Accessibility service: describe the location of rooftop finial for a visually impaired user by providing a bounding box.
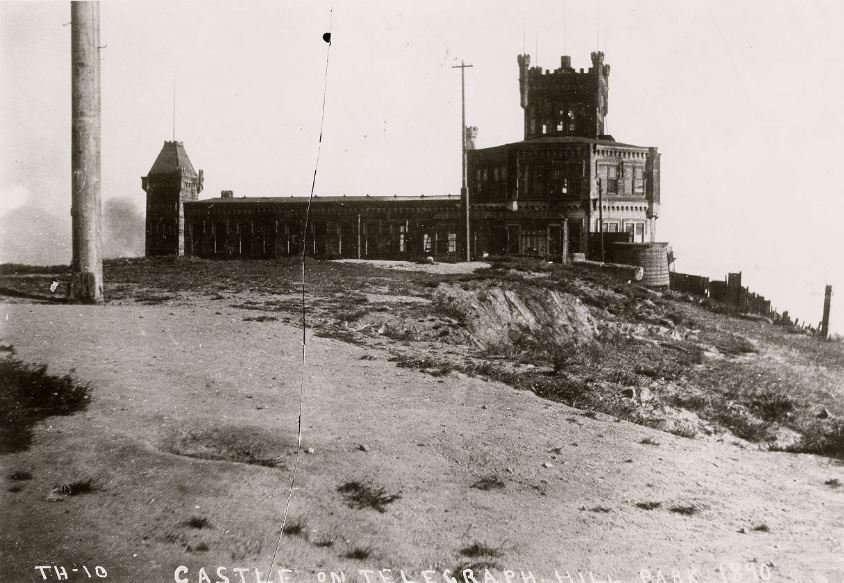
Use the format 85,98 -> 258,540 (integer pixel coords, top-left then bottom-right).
522,16 -> 526,56
563,0 -> 568,55
172,71 -> 176,141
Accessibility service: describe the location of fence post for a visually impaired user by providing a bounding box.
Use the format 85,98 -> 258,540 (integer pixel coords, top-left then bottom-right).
820,285 -> 833,339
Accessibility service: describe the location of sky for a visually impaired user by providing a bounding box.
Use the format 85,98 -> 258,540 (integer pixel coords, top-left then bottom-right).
1,0 -> 842,334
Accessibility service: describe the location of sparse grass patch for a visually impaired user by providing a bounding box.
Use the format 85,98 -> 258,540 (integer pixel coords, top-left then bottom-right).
8,470 -> 33,481
788,419 -> 844,458
243,315 -> 278,322
133,291 -> 177,305
636,501 -> 662,510
183,516 -> 210,529
715,334 -> 759,356
381,325 -> 417,341
531,374 -> 590,407
752,523 -> 770,532
665,311 -> 687,326
0,359 -> 91,453
331,295 -> 370,323
459,541 -> 502,558
588,506 -> 612,513
432,293 -> 468,324
824,478 -> 841,488
668,424 -> 698,439
462,361 -> 521,387
0,263 -> 70,275
672,342 -> 707,366
470,476 -> 505,491
640,437 -> 660,446
391,355 -> 454,377
282,518 -> 307,537
750,386 -> 797,422
344,546 -> 373,560
313,327 -> 360,344
337,480 -> 401,513
669,504 -> 699,516
313,538 -> 334,548
727,416 -> 774,443
55,479 -> 96,497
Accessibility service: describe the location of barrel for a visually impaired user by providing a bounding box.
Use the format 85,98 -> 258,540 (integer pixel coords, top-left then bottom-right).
611,242 -> 670,287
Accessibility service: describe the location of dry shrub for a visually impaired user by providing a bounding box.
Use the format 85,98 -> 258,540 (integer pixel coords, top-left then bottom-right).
0,359 -> 91,453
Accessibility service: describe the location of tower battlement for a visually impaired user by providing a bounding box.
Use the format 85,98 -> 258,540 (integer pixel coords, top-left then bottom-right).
518,52 -> 610,140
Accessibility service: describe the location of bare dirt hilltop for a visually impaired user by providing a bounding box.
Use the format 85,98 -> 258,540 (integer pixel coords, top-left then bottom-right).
1,257 -> 842,583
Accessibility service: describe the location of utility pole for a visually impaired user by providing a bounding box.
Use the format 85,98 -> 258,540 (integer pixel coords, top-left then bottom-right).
70,1 -> 103,303
820,285 -> 833,339
597,178 -> 605,262
452,60 -> 473,262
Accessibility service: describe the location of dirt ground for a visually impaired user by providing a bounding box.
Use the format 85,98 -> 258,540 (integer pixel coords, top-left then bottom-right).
2,290 -> 843,582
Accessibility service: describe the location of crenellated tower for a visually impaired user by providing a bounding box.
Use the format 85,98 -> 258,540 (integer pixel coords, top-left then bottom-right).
142,141 -> 203,256
518,51 -> 610,140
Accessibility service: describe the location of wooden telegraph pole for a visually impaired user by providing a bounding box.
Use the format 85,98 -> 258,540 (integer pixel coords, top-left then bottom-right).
70,1 -> 103,303
820,285 -> 833,339
452,60 -> 473,262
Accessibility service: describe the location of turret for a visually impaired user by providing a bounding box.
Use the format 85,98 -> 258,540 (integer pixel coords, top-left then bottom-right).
465,126 -> 478,150
142,141 -> 203,256
518,52 -> 611,140
517,54 -> 531,109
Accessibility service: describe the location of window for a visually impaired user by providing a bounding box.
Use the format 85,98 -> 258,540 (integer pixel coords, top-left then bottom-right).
606,165 -> 618,194
447,233 -> 457,253
602,222 -> 620,233
493,167 -> 499,181
476,169 -> 482,183
568,110 -> 576,133
423,233 -> 432,253
482,169 -> 489,182
634,166 -> 644,194
552,162 -> 573,196
530,119 -> 536,134
541,124 -> 547,135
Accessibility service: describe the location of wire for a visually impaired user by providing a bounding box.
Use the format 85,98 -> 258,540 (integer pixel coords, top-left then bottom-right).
265,5 -> 333,576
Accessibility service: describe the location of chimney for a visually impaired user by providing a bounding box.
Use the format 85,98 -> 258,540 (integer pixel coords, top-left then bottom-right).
517,54 -> 531,109
561,55 -> 572,70
465,126 -> 478,150
221,190 -> 233,199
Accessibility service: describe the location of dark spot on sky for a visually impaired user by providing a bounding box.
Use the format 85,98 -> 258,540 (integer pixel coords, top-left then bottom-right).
322,33 -> 331,44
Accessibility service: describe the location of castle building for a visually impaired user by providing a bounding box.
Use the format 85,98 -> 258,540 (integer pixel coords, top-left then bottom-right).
144,52 -> 661,261
465,52 -> 660,258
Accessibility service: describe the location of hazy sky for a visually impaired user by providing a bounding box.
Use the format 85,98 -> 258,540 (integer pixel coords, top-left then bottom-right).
1,1 -> 842,333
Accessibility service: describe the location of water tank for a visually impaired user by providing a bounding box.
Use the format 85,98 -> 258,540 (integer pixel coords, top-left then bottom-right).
611,242 -> 670,287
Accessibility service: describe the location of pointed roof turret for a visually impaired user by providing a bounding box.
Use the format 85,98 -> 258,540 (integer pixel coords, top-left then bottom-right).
146,140 -> 197,176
